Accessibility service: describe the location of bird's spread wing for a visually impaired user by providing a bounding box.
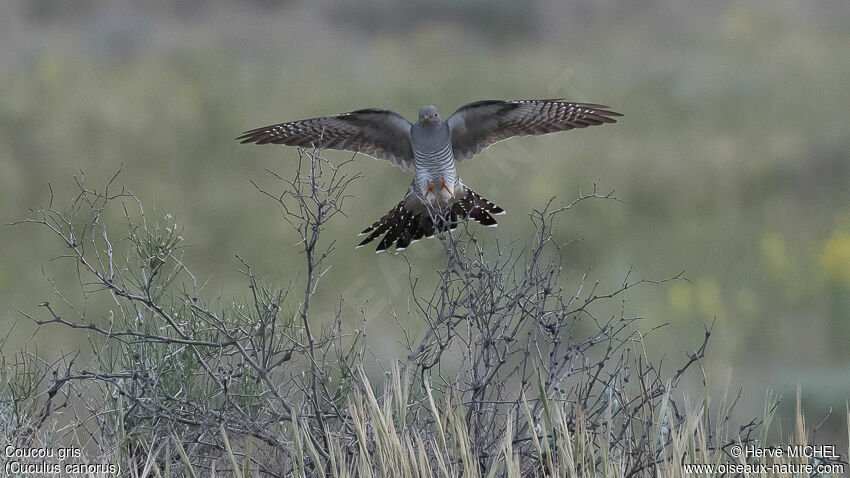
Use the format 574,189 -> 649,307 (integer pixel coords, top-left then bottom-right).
446,99 -> 622,161
237,108 -> 415,170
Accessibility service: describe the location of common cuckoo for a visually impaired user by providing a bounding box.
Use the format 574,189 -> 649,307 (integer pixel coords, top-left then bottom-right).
238,99 -> 621,252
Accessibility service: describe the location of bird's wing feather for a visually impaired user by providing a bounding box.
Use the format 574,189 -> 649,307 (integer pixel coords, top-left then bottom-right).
237,108 -> 415,170
446,99 -> 622,161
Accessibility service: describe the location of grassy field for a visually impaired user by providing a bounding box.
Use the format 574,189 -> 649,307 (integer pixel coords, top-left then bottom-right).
105,375 -> 850,477
1,0 -> 849,452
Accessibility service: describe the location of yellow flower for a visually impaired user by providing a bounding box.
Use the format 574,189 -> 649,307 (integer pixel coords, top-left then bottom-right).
668,282 -> 693,313
668,278 -> 724,318
819,231 -> 850,286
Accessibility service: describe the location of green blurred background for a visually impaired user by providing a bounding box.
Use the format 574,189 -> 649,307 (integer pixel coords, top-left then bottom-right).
1,0 -> 848,440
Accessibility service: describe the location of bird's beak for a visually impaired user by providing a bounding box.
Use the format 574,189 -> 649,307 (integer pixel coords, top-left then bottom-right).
426,114 -> 435,121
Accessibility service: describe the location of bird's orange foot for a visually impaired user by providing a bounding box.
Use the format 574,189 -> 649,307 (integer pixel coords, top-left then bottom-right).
424,180 -> 435,199
439,177 -> 456,199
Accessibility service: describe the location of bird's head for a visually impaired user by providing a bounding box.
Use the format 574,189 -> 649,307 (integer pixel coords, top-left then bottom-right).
418,106 -> 440,124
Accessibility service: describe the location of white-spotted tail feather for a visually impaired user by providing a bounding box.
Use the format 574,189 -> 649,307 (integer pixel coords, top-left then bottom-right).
357,187 -> 505,252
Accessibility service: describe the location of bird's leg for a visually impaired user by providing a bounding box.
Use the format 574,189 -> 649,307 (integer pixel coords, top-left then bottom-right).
424,180 -> 435,199
439,177 -> 456,199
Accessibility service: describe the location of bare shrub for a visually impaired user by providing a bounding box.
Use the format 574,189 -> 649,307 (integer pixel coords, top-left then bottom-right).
3,149 -> 797,477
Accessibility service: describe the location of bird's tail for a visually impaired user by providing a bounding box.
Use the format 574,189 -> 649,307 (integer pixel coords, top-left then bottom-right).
357,187 -> 505,253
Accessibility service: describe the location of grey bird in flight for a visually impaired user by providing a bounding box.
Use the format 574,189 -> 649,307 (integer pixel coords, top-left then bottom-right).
237,99 -> 621,252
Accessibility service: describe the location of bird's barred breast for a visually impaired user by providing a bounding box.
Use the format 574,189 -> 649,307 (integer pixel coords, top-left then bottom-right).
413,141 -> 455,178
411,139 -> 459,205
